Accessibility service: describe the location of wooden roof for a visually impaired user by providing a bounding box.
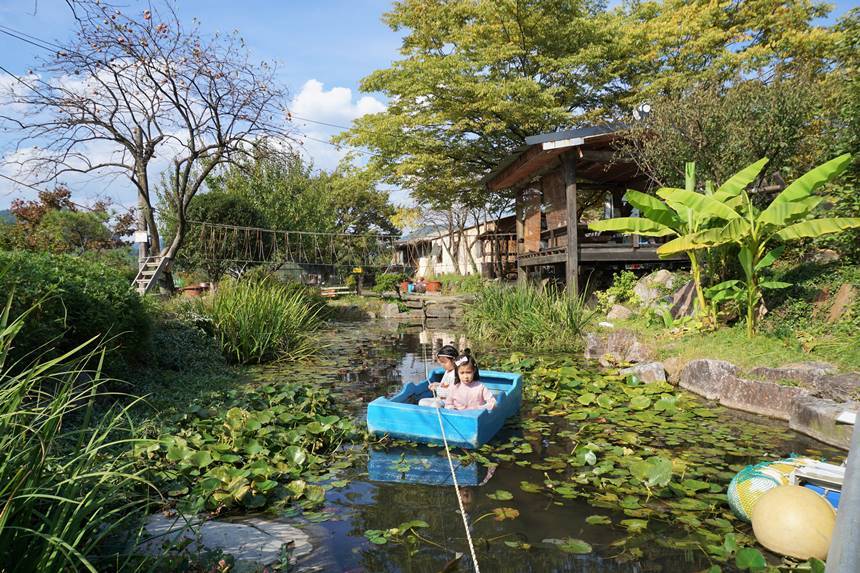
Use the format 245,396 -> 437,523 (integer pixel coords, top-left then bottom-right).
484,125 -> 647,192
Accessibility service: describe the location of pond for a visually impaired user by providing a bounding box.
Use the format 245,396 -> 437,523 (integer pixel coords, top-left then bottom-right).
248,319 -> 843,573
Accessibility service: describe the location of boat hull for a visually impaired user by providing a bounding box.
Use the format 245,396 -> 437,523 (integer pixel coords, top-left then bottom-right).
366,368 -> 523,448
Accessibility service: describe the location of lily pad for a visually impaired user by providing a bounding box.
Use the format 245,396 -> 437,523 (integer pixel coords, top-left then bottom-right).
487,489 -> 514,501
543,538 -> 592,554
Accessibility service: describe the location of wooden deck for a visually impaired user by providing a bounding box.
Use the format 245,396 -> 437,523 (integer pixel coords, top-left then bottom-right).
518,243 -> 685,267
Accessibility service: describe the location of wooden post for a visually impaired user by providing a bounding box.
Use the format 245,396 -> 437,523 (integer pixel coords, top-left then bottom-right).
515,188 -> 526,284
562,151 -> 579,296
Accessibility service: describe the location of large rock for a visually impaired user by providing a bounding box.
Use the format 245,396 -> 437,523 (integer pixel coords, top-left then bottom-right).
381,302 -> 402,318
662,357 -> 688,385
619,361 -> 667,383
139,514 -> 313,572
816,372 -> 860,402
633,269 -> 678,308
678,359 -> 739,400
585,329 -> 654,366
606,304 -> 634,321
789,396 -> 857,450
719,377 -> 809,420
670,280 -> 697,319
828,283 -> 857,324
749,362 -> 836,387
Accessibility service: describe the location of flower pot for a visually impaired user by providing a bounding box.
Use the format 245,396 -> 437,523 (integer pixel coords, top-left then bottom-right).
426,280 -> 442,293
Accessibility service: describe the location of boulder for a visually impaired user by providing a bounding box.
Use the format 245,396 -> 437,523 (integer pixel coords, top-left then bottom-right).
801,248 -> 840,265
719,377 -> 809,421
619,361 -> 667,383
678,359 -> 739,401
380,302 -> 402,318
633,269 -> 678,308
670,280 -> 697,319
789,396 -> 857,450
139,514 -> 313,572
749,362 -> 836,387
607,304 -> 634,320
662,357 -> 688,385
815,372 -> 860,402
585,329 -> 654,366
828,283 -> 857,324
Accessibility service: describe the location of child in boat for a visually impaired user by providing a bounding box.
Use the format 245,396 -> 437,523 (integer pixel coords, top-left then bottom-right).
445,351 -> 496,411
418,344 -> 458,408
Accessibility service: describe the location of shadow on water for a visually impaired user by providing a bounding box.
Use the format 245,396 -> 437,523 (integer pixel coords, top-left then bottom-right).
254,319 -> 843,573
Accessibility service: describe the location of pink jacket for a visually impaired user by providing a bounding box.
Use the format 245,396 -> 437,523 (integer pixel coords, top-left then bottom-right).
445,381 -> 496,411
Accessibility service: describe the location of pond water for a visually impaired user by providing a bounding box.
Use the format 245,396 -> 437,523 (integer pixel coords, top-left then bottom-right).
251,319 -> 843,573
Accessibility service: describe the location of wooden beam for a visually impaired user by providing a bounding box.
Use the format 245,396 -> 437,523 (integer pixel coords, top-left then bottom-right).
488,145 -> 564,191
576,148 -> 634,164
515,189 -> 526,284
562,150 -> 579,296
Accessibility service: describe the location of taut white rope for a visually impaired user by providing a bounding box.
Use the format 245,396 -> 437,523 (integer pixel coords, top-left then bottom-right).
436,406 -> 481,573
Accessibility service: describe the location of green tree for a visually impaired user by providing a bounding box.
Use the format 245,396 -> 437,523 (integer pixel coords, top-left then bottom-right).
656,154 -> 860,337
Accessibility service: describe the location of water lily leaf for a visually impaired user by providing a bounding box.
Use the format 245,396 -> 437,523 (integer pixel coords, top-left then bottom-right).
188,450 -> 213,468
487,489 -> 514,501
398,519 -> 429,530
543,538 -> 592,554
735,547 -> 767,570
629,456 -> 672,487
681,479 -> 711,492
585,515 -> 611,525
520,481 -> 542,493
620,495 -> 640,509
286,479 -> 306,496
566,411 -> 589,421
809,558 -> 826,573
167,444 -> 192,462
305,484 -> 326,503
306,421 -> 325,434
620,518 -> 648,533
578,393 -> 596,406
596,394 -> 614,408
492,507 -> 520,521
255,479 -> 278,492
285,446 -> 307,466
629,396 -> 652,410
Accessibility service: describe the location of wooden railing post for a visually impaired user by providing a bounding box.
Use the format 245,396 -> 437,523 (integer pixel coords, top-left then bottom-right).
562,151 -> 579,297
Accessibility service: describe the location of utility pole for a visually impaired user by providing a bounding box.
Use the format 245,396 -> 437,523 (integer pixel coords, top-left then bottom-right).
133,127 -> 148,267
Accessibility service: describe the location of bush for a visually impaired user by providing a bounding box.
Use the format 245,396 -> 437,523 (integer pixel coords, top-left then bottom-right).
595,270 -> 639,311
0,251 -> 150,366
194,280 -> 323,364
147,319 -> 226,373
373,272 -> 406,294
465,283 -> 598,351
438,273 -> 484,294
0,296 -> 153,572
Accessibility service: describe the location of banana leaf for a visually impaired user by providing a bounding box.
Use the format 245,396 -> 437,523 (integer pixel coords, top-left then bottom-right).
658,190 -> 741,222
655,218 -> 751,255
623,190 -> 680,229
759,194 -> 823,228
761,154 -> 851,221
775,217 -> 860,240
713,158 -> 769,203
588,217 -> 676,237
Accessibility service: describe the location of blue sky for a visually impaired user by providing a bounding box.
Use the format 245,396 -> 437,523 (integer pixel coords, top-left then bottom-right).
0,0 -> 857,210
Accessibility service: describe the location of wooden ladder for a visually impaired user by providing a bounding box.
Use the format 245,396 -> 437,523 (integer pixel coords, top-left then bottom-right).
132,255 -> 168,295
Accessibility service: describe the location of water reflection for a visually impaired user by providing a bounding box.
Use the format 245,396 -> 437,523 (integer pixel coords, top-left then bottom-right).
368,446 -> 489,487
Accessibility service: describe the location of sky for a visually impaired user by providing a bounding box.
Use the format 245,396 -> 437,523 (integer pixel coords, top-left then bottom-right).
0,0 -> 403,209
0,0 -> 857,212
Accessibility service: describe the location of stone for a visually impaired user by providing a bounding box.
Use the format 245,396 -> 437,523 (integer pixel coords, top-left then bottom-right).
719,377 -> 809,421
139,514 -> 313,572
749,362 -> 836,388
380,303 -> 402,318
619,361 -> 666,383
662,357 -> 688,385
827,283 -> 857,324
633,269 -> 678,308
801,248 -> 840,265
670,280 -> 697,319
585,329 -> 655,366
814,372 -> 860,402
789,396 -> 857,450
678,359 -> 739,401
606,304 -> 634,320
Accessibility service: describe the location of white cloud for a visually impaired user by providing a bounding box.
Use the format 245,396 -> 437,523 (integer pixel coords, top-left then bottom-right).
288,79 -> 385,171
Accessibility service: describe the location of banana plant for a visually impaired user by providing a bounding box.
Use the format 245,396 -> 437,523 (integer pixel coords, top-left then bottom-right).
589,162 -> 741,315
657,154 -> 860,337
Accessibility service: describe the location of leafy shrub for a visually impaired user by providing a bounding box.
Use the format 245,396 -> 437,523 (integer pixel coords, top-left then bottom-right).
0,296 -> 153,572
148,320 -> 226,373
373,272 -> 406,294
193,280 -> 323,364
596,270 -> 639,311
0,251 -> 150,366
466,283 -> 597,351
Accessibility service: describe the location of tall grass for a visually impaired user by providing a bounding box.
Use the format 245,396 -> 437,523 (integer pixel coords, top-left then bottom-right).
0,296 -> 155,572
197,279 -> 324,364
465,282 -> 598,351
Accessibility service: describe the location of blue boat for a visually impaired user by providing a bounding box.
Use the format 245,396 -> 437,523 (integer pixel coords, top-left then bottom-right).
368,447 -> 487,486
366,368 -> 523,448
